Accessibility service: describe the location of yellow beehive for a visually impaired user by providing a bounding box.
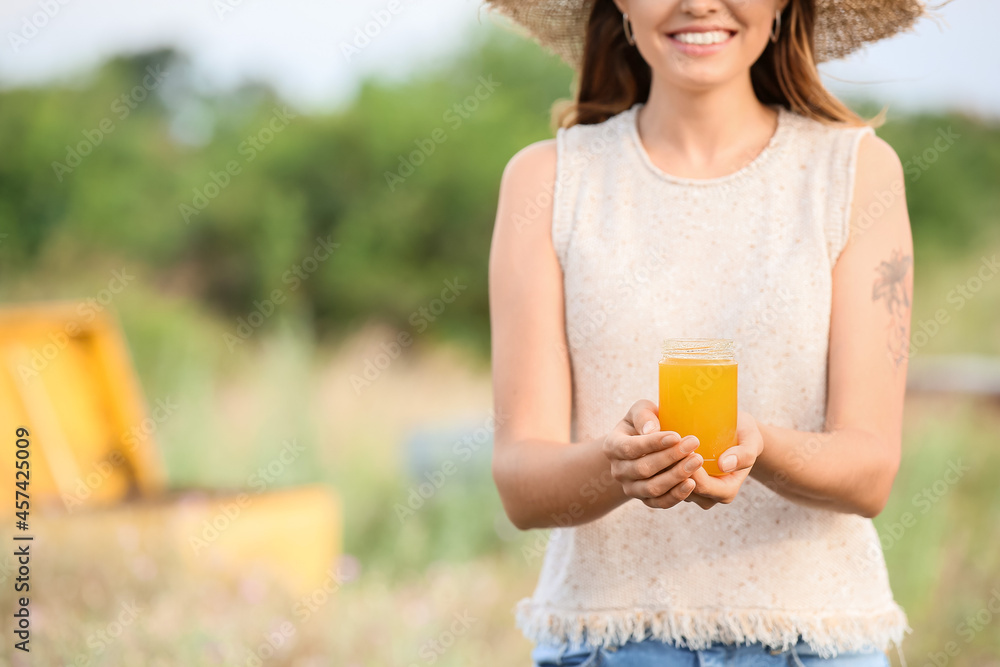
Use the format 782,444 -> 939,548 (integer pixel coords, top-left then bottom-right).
30,484 -> 341,598
0,301 -> 166,515
0,301 -> 340,596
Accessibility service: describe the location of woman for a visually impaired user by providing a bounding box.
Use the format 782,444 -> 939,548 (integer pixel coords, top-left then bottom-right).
486,0 -> 924,665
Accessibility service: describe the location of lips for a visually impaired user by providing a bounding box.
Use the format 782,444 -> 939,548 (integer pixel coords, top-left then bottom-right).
664,27 -> 737,54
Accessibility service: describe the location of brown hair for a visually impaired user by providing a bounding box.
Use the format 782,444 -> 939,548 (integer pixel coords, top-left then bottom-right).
552,0 -> 879,132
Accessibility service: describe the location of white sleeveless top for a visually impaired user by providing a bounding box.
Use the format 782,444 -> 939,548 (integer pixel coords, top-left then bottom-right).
515,102 -> 909,657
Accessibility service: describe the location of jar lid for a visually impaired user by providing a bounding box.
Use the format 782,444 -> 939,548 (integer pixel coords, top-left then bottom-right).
660,338 -> 735,361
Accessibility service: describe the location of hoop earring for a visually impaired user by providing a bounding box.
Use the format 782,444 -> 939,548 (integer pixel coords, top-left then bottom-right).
769,9 -> 781,43
623,12 -> 636,46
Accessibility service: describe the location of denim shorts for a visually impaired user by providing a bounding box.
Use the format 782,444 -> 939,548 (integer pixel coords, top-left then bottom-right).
530,637 -> 891,667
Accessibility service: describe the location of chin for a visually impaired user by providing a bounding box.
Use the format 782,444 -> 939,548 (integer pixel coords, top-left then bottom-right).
649,39 -> 758,92
658,64 -> 736,92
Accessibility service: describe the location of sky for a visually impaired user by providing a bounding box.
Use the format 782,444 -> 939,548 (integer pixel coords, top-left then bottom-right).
1,0 -> 997,118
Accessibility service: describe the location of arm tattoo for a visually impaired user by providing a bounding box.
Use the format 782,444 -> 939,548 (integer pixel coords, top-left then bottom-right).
871,248 -> 912,371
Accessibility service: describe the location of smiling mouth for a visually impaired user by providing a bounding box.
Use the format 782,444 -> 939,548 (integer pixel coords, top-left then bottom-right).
667,30 -> 736,46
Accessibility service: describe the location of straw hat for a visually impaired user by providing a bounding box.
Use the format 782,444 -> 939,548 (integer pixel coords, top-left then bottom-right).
480,0 -> 931,68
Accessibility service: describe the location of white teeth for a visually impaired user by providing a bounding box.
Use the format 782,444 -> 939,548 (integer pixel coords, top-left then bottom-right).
672,30 -> 730,45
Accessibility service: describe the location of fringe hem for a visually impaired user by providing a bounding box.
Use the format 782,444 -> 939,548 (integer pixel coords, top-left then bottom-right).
515,598 -> 912,659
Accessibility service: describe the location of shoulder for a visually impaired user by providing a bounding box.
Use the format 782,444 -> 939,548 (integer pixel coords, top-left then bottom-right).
501,138 -> 557,189
494,139 -> 558,241
780,109 -> 875,148
498,139 -> 558,223
494,111 -> 630,237
498,115 -> 620,197
781,111 -> 899,180
854,133 -> 904,186
848,133 -> 909,242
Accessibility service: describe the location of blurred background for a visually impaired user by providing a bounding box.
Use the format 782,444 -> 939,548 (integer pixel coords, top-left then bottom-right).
0,0 -> 998,665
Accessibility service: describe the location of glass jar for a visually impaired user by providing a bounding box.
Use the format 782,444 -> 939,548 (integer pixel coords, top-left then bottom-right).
658,338 -> 738,476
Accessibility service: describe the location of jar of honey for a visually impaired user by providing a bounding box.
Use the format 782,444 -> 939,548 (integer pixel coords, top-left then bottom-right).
658,338 -> 738,476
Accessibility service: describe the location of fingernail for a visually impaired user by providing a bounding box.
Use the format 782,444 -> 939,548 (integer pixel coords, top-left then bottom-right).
642,420 -> 658,434
684,455 -> 702,473
680,437 -> 699,453
720,455 -> 737,472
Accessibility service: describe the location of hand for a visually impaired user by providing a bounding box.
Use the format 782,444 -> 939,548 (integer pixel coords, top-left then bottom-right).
684,410 -> 764,510
603,399 -> 705,510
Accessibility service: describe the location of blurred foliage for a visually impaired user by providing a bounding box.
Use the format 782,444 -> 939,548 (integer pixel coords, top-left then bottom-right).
1,28 -> 998,360
0,30 -> 574,360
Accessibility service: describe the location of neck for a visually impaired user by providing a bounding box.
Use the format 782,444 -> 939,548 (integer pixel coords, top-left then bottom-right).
639,74 -> 776,162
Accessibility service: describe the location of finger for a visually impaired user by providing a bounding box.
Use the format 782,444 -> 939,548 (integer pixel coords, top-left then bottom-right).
737,409 -> 758,433
736,411 -> 764,452
683,472 -> 720,508
716,442 -> 759,474
643,477 -> 696,509
623,399 -> 660,436
684,492 -> 718,510
608,429 -> 686,461
627,451 -> 703,499
687,467 -> 740,504
623,435 -> 700,479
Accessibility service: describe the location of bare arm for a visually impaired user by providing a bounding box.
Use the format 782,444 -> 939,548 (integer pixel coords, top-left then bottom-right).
748,133 -> 913,518
489,140 -> 701,529
488,139 -> 628,529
